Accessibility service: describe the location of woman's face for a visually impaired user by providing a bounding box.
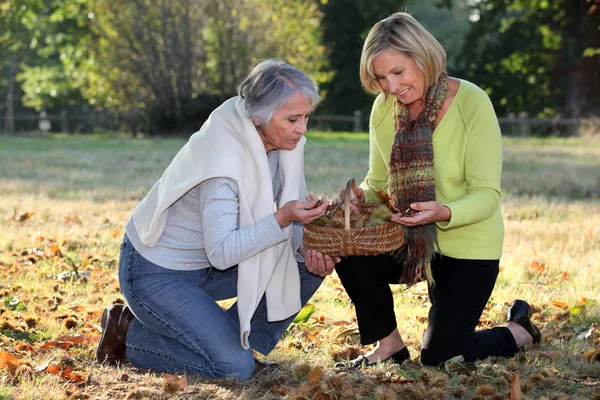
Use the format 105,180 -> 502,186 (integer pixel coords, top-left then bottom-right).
372,49 -> 427,106
255,91 -> 312,152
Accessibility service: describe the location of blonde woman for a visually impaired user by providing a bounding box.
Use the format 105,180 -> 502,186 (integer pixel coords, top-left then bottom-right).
334,13 -> 541,368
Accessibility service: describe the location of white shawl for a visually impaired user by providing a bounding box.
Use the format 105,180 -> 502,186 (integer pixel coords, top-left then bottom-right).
131,96 -> 303,349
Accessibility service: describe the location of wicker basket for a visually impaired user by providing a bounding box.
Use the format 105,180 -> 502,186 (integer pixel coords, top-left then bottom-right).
303,178 -> 405,257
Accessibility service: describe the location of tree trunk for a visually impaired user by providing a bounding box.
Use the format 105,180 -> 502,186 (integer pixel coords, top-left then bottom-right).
577,1 -> 600,117
564,0 -> 600,118
3,56 -> 16,134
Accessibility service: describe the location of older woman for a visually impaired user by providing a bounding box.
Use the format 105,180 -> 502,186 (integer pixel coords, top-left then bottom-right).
96,59 -> 340,380
334,13 -> 541,368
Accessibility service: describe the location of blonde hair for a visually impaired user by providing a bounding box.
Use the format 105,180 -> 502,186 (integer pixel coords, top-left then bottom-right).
360,12 -> 446,96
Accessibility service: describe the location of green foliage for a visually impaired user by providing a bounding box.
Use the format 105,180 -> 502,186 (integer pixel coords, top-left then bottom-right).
0,388 -> 13,400
0,0 -> 93,110
1,1 -> 329,134
458,0 -> 600,118
86,0 -> 328,134
293,304 -> 316,324
2,0 -> 598,133
2,296 -> 27,311
405,0 -> 471,74
569,298 -> 597,324
203,0 -> 330,96
318,0 -> 403,115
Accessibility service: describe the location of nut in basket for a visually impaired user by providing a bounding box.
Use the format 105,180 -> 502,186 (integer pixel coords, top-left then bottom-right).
303,178 -> 405,257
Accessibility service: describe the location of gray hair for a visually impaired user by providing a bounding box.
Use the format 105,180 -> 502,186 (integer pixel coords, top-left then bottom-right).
238,59 -> 321,126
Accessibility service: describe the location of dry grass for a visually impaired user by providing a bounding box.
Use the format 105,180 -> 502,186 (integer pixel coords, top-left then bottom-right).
0,133 -> 599,399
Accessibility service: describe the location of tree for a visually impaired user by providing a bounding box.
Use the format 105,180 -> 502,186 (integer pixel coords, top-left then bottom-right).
405,0 -> 470,74
86,0 -> 328,134
0,0 -> 44,132
203,0 -> 329,98
318,0 -> 405,115
458,0 -> 600,118
16,0 -> 94,112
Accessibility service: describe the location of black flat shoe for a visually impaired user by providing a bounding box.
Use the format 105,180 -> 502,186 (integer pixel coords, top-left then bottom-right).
507,299 -> 542,344
335,346 -> 410,369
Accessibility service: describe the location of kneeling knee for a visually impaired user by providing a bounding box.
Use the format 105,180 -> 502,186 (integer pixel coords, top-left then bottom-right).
420,348 -> 443,367
223,352 -> 255,381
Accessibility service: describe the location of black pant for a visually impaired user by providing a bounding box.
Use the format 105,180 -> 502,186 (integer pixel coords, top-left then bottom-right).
335,253 -> 519,366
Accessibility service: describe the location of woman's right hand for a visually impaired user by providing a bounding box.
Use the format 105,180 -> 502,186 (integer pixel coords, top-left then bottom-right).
304,249 -> 341,277
331,187 -> 365,214
275,195 -> 328,228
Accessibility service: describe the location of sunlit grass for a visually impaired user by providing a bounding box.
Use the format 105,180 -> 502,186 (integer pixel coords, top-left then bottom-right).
1,133 -> 599,399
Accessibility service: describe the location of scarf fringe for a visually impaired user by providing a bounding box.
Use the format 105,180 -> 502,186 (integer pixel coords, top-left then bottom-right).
394,224 -> 437,286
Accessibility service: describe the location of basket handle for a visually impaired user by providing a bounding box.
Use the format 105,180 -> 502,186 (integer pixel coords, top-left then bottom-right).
344,177 -> 360,230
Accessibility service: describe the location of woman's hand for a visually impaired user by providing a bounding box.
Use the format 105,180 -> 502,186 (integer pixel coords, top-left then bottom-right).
331,187 -> 365,214
303,248 -> 341,277
391,201 -> 451,227
275,195 -> 328,228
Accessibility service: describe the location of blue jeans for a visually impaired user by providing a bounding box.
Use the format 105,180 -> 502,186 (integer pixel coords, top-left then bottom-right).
118,235 -> 323,380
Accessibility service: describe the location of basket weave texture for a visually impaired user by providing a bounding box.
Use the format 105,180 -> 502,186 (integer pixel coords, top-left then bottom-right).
303,178 -> 405,257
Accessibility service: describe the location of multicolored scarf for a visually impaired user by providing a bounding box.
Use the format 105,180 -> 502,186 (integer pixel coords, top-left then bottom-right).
388,74 -> 448,285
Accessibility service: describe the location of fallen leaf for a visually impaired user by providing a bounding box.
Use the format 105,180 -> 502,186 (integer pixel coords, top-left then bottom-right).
39,333 -> 97,350
0,351 -> 23,375
524,350 -> 559,359
307,366 -> 324,385
13,209 -> 36,223
584,349 -> 600,362
331,320 -> 351,327
510,372 -> 522,400
33,359 -> 52,373
39,341 -> 73,351
271,385 -> 292,395
333,328 -> 361,344
551,301 -> 569,309
529,260 -> 547,274
444,355 -> 469,374
42,363 -> 86,382
312,389 -> 331,400
48,244 -> 63,257
60,367 -> 86,383
161,374 -> 188,394
46,364 -> 62,375
293,304 -> 315,324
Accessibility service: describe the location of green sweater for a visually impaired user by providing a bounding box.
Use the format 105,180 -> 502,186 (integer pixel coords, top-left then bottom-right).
360,80 -> 504,260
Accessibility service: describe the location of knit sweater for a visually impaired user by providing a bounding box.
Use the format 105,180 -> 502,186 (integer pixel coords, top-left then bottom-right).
126,151 -> 305,271
360,80 -> 504,260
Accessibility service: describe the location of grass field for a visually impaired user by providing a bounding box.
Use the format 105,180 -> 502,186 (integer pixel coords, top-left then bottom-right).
0,132 -> 599,400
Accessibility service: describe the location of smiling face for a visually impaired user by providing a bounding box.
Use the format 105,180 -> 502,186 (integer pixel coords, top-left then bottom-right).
372,49 -> 427,107
254,91 -> 313,152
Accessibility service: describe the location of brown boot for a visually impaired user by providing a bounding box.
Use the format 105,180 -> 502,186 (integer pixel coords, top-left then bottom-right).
96,304 -> 134,365
254,358 -> 279,373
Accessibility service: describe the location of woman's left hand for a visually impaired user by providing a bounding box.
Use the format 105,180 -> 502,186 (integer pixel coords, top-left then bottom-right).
390,201 -> 451,227
303,248 -> 341,277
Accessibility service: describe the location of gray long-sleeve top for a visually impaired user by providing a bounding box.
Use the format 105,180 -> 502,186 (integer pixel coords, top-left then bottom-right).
126,150 -> 305,270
